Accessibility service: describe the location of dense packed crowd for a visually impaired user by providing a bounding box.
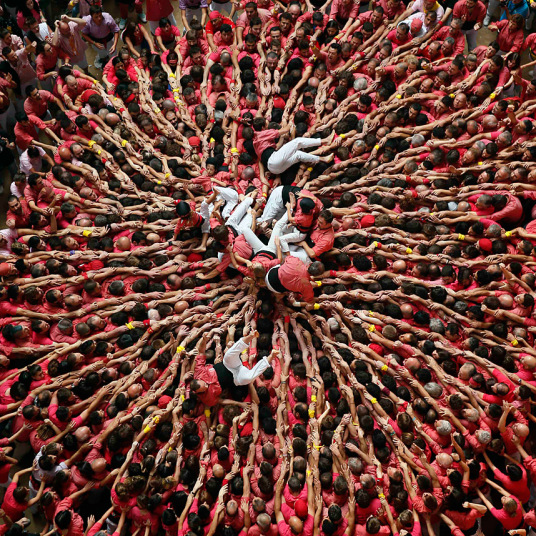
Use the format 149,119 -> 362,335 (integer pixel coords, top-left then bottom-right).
2,0 -> 536,535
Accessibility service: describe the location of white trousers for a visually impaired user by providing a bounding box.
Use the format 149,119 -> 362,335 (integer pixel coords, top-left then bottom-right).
258,185 -> 285,223
214,186 -> 239,219
200,201 -> 211,234
242,216 -> 286,254
288,244 -> 311,265
227,196 -> 253,234
276,213 -> 307,253
267,137 -> 321,174
223,338 -> 270,386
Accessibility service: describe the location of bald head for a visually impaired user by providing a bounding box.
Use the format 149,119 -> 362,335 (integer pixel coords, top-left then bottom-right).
106,113 -> 121,126
91,457 -> 107,473
59,21 -> 71,35
116,236 -> 131,251
58,147 -> 72,161
74,426 -> 91,443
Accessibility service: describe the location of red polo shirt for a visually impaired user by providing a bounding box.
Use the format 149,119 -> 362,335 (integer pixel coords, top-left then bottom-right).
23,90 -> 55,118
278,255 -> 314,301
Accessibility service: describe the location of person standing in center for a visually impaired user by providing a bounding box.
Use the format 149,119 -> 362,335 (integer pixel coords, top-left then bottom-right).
179,0 -> 209,32
77,6 -> 119,70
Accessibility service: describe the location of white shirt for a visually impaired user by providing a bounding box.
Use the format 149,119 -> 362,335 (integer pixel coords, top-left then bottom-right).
20,146 -> 45,176
401,12 -> 434,36
10,181 -> 25,198
33,447 -> 68,484
411,0 -> 445,18
0,229 -> 17,257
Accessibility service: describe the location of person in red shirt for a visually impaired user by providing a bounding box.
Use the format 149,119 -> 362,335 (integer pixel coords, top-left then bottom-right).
6,196 -> 31,229
14,111 -> 60,151
311,42 -> 345,73
206,11 -> 235,51
24,85 -> 66,121
266,256 -> 324,303
54,497 -> 85,536
453,0 -> 486,50
488,14 -> 525,53
62,75 -> 95,111
329,0 -> 359,30
155,17 -> 181,52
1,467 -> 45,522
296,210 -> 335,261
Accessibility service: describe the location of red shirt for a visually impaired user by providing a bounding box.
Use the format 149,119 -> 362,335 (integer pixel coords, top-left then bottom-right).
495,19 -> 524,53
253,129 -> 280,157
54,498 -> 85,536
433,26 -> 465,55
193,354 -> 222,407
452,0 -> 486,23
206,16 -> 235,34
490,495 -> 523,530
309,224 -> 335,257
64,78 -> 94,100
330,0 -> 359,20
174,201 -> 203,234
6,198 -> 30,228
24,90 -> 55,118
277,255 -> 314,302
1,482 -> 27,522
377,0 -> 405,19
14,116 -> 46,151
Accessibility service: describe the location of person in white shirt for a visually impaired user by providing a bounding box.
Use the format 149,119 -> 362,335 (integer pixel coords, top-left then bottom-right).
19,146 -> 53,176
0,228 -> 18,257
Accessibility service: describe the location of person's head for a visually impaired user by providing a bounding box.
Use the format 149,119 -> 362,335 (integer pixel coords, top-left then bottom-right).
89,5 -> 104,24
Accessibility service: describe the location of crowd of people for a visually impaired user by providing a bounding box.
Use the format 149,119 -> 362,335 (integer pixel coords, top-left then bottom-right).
1,0 -> 536,535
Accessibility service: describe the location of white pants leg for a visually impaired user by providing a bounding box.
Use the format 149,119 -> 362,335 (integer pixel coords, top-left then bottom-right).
289,244 -> 312,265
279,228 -> 307,253
267,137 -> 322,174
200,201 -> 211,234
223,339 -> 270,386
242,227 -> 268,253
258,185 -> 284,223
271,213 -> 306,253
266,214 -> 287,251
236,212 -> 253,234
215,186 -> 239,219
227,197 -> 253,229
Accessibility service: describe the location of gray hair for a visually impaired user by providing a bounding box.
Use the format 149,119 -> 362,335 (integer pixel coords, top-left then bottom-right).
411,133 -> 426,147
354,77 -> 368,91
436,420 -> 452,436
429,318 -> 445,335
487,224 -> 502,237
425,382 -> 443,399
